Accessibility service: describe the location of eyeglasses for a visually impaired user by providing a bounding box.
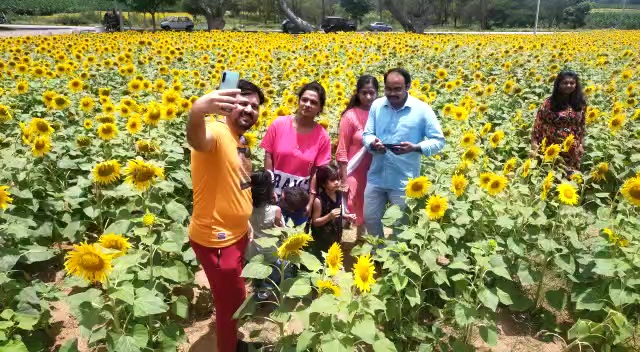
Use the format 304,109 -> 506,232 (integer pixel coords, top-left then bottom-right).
384,86 -> 407,94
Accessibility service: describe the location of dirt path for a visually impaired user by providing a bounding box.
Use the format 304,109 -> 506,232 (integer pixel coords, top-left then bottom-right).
49,227 -> 565,351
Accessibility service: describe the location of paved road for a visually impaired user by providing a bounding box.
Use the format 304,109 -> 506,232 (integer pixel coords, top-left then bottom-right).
0,24 -> 555,37
0,24 -> 102,37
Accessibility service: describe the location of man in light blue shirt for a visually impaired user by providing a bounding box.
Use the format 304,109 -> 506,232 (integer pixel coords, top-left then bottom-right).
362,68 -> 445,237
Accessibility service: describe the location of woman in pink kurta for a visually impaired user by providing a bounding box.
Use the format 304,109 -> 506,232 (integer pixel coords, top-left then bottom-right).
336,75 -> 379,236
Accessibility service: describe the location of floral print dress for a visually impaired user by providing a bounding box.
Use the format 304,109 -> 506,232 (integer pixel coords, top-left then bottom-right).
531,98 -> 586,170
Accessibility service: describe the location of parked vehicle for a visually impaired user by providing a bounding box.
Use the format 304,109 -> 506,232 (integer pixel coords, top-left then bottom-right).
320,16 -> 356,33
281,19 -> 308,34
160,16 -> 194,31
368,22 -> 393,32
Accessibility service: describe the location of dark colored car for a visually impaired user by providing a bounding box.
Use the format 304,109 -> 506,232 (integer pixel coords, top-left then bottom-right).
320,16 -> 356,33
281,19 -> 308,34
368,22 -> 392,32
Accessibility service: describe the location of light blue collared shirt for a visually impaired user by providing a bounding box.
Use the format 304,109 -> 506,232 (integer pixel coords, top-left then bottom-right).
362,95 -> 445,190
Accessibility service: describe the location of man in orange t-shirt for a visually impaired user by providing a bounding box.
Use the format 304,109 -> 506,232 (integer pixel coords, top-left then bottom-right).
186,79 -> 264,352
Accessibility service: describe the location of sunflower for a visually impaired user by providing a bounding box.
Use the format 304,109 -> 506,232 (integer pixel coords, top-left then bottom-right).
352,254 -> 376,293
32,136 -> 52,157
123,159 -> 164,191
462,145 -> 481,163
442,103 -> 454,116
317,279 -> 341,296
97,123 -> 118,141
543,144 -> 561,162
242,132 -> 257,148
0,185 -> 13,210
405,176 -> 432,199
489,130 -> 504,148
51,94 -> 71,110
144,104 -> 163,126
83,119 -> 93,129
325,242 -> 343,276
480,122 -> 492,137
0,103 -> 12,122
557,183 -> 579,205
64,243 -> 113,283
95,114 -> 115,124
503,157 -> 517,174
102,102 -> 116,115
68,78 -> 84,93
29,118 -> 54,136
79,96 -> 95,112
436,68 -> 448,80
98,233 -> 131,258
460,131 -> 476,148
117,104 -> 132,118
126,116 -> 143,134
163,104 -> 178,120
452,106 -> 469,121
608,114 -> 625,134
162,89 -> 181,106
620,175 -> 640,207
562,134 -> 575,152
15,79 -> 29,94
143,211 -> 156,227
486,174 -> 508,196
450,174 -> 468,198
136,140 -> 160,154
277,233 -> 313,259
92,160 -> 121,185
570,173 -> 583,185
76,135 -> 91,148
542,171 -> 555,200
519,158 -> 532,178
425,194 -> 448,220
591,162 -> 609,182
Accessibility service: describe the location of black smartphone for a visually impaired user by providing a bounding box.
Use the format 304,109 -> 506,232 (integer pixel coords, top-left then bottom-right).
383,143 -> 402,149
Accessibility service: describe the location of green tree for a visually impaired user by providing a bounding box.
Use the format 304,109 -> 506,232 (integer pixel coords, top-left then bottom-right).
563,0 -> 592,28
120,0 -> 177,30
340,0 -> 373,24
183,0 -> 233,29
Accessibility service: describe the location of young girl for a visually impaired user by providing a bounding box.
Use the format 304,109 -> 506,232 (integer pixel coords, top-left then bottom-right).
246,170 -> 283,261
309,164 -> 356,260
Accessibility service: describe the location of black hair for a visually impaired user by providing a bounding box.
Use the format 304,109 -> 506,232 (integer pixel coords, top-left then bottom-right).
550,71 -> 586,113
238,79 -> 266,105
250,170 -> 273,208
297,81 -> 327,111
341,75 -> 379,117
282,186 -> 309,213
309,163 -> 343,238
384,68 -> 411,88
316,164 -> 340,192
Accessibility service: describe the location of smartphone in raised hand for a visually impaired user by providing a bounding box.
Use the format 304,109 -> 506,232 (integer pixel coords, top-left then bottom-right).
219,71 -> 239,90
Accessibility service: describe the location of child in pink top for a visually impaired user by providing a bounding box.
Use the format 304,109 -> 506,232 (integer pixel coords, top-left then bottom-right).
336,75 -> 379,236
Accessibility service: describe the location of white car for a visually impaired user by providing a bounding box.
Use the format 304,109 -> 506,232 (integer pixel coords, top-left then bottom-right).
160,16 -> 194,31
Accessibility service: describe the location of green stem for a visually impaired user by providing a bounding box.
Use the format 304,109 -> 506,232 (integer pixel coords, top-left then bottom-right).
277,259 -> 286,338
534,260 -> 549,311
106,280 -> 122,332
96,184 -> 104,233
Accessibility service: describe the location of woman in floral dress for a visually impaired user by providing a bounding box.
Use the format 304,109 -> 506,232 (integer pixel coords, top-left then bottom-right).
531,71 -> 587,172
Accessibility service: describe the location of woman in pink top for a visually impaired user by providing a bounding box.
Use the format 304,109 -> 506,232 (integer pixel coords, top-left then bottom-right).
261,81 -> 332,221
336,75 -> 379,237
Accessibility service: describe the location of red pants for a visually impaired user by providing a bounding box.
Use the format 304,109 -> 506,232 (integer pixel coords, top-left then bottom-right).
190,236 -> 248,352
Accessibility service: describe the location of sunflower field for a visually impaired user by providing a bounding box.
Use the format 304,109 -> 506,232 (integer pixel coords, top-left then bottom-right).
0,29 -> 640,351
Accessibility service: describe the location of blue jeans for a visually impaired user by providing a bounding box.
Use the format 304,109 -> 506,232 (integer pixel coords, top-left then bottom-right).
363,184 -> 407,237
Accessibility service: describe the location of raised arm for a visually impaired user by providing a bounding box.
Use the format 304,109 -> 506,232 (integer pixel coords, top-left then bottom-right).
187,89 -> 240,152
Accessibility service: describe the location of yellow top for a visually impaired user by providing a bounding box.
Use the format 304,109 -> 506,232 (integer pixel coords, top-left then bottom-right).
188,120 -> 252,248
